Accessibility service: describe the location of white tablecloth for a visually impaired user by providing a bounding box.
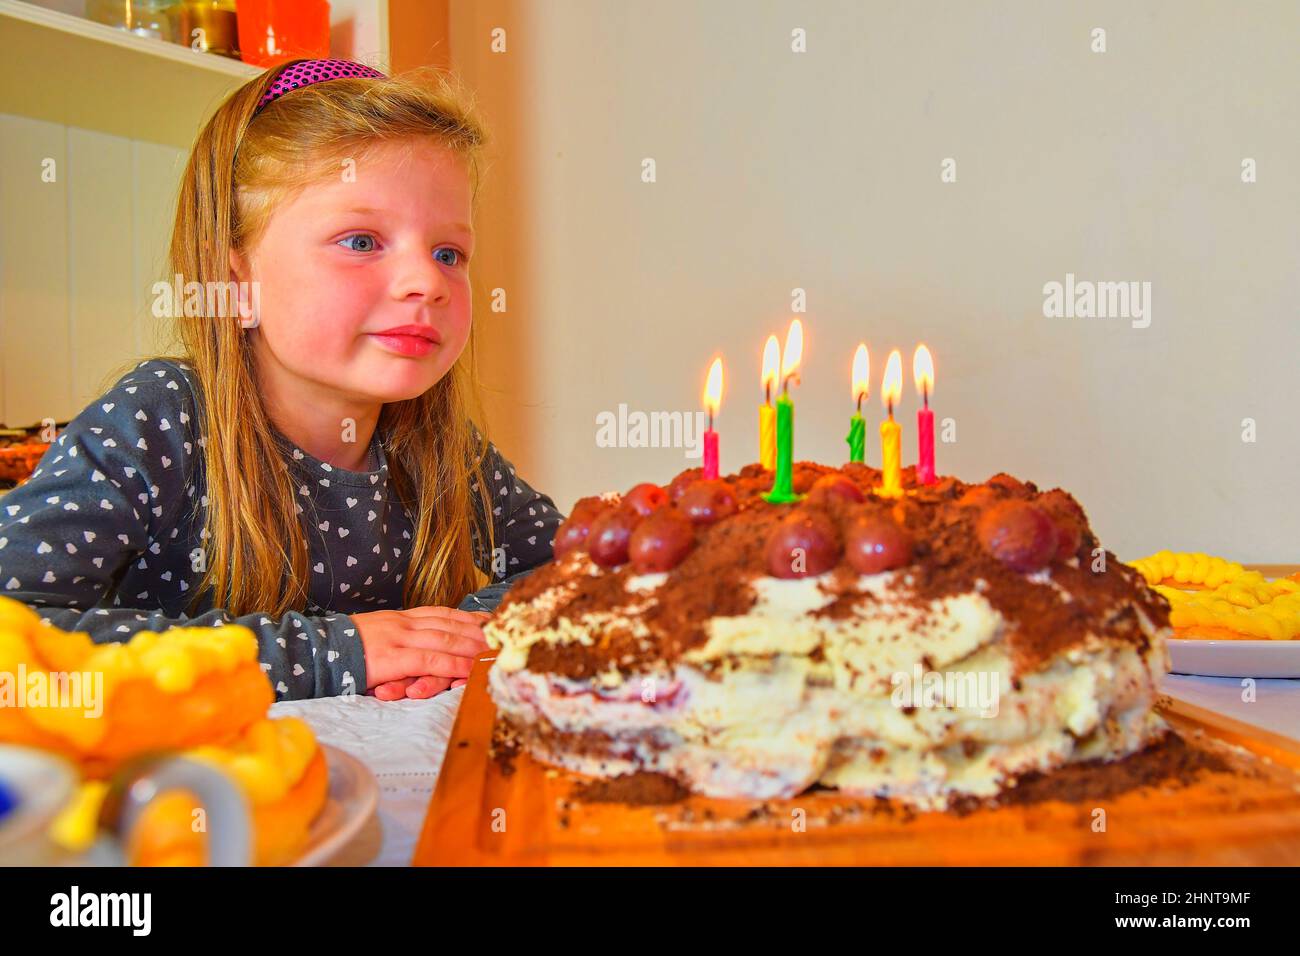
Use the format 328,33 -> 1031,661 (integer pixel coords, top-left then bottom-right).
272,674 -> 1300,867
1160,674 -> 1300,739
271,689 -> 466,867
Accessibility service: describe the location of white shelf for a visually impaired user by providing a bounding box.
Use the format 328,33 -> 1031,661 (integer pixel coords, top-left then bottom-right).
0,0 -> 261,148
0,1 -> 392,147
2,0 -> 259,77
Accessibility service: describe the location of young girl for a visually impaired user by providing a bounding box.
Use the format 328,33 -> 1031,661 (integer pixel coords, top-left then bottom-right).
0,59 -> 562,702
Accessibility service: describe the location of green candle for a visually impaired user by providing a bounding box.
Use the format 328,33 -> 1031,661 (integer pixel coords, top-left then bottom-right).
846,412 -> 865,463
848,343 -> 869,464
763,391 -> 803,503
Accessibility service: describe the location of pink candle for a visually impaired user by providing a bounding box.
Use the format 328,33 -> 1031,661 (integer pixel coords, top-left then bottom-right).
703,428 -> 719,480
917,404 -> 935,484
702,356 -> 724,480
913,344 -> 936,485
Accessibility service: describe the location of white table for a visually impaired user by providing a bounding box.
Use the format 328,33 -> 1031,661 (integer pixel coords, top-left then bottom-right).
273,674 -> 1300,867
1160,674 -> 1300,740
271,690 -> 467,867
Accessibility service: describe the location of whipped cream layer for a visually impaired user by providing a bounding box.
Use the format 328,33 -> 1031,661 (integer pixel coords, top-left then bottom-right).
486,561 -> 1171,809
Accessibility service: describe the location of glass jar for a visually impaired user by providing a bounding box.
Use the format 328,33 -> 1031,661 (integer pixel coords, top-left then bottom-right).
84,0 -> 176,42
173,0 -> 241,59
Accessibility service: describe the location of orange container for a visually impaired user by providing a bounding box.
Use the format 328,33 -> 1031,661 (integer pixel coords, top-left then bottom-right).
235,0 -> 330,68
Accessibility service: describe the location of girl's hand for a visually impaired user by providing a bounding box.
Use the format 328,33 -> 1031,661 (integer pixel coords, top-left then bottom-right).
352,607 -> 490,699
371,675 -> 454,700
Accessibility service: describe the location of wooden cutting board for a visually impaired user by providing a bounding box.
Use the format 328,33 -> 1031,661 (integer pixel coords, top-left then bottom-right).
413,655 -> 1300,866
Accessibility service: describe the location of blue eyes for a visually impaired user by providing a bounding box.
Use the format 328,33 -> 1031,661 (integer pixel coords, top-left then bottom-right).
337,233 -> 464,266
338,234 -> 377,253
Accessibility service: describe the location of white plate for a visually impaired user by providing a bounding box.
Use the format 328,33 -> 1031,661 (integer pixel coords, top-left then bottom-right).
1168,638 -> 1300,678
0,746 -> 77,865
291,744 -> 378,867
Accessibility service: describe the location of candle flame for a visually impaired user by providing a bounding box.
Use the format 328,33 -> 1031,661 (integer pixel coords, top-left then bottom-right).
781,319 -> 803,385
882,349 -> 903,409
761,335 -> 780,396
703,357 -> 724,416
913,343 -> 934,397
852,343 -> 870,404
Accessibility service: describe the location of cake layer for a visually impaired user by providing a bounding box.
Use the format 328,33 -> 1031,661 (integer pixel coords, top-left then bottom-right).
489,624 -> 1169,808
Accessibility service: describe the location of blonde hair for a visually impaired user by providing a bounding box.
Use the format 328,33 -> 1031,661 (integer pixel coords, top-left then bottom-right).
154,60 -> 495,618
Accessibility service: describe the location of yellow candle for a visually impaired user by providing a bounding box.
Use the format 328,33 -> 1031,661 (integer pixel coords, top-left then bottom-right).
759,333 -> 780,471
759,403 -> 776,471
877,349 -> 904,498
880,417 -> 902,496
762,321 -> 804,504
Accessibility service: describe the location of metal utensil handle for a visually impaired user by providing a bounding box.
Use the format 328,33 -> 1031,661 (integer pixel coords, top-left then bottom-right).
112,757 -> 253,867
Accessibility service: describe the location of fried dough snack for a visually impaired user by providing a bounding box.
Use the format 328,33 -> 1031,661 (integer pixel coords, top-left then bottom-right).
0,596 -> 327,864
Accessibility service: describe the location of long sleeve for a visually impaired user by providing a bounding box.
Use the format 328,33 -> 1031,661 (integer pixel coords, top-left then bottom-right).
474,441 -> 564,582
0,362 -> 364,700
459,570 -> 534,614
459,440 -> 564,613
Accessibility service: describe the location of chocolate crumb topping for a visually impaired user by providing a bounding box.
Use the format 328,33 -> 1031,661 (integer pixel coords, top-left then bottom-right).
497,462 -> 1170,680
948,731 -> 1235,814
489,718 -> 521,777
571,771 -> 691,806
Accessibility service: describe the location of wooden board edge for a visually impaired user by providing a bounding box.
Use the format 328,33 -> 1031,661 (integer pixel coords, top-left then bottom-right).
412,653 -> 494,865
415,661 -> 1300,866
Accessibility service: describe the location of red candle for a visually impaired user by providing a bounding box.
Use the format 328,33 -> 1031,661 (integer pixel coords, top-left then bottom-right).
702,357 -> 724,480
914,344 -> 936,485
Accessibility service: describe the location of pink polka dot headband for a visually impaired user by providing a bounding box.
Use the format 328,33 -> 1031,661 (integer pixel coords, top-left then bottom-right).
254,59 -> 387,117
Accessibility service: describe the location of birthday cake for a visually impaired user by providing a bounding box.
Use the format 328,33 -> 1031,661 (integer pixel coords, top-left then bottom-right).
484,462 -> 1173,811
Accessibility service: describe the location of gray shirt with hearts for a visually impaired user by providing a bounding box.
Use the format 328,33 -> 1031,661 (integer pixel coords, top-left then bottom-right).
0,358 -> 562,700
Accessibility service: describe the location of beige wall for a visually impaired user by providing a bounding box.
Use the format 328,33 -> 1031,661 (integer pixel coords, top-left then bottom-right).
451,0 -> 1300,562
0,114 -> 185,426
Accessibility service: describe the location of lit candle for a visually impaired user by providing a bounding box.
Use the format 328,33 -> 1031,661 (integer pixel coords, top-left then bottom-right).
763,319 -> 804,503
846,343 -> 869,463
914,344 -> 936,485
878,349 -> 903,498
702,357 -> 724,480
759,335 -> 779,471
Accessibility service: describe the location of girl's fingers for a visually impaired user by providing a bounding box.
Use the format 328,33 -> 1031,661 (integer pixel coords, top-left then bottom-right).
373,677 -> 416,701
419,650 -> 475,680
403,606 -> 493,627
450,678 -> 468,689
403,617 -> 489,646
389,649 -> 475,681
404,675 -> 452,700
395,628 -> 487,659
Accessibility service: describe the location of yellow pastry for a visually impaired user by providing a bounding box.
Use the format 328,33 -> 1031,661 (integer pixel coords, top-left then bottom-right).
0,595 -> 328,864
1133,552 -> 1300,640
